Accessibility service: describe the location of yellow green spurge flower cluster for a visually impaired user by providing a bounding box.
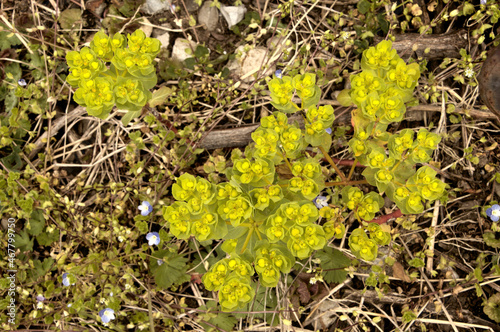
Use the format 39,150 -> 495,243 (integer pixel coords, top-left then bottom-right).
348,223 -> 390,261
66,30 -> 160,124
162,71 -> 348,311
162,45 -> 444,311
339,40 -> 446,215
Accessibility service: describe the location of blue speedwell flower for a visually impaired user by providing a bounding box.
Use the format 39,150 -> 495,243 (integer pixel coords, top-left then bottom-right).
275,69 -> 283,79
36,295 -> 45,302
62,273 -> 75,286
486,204 -> 500,222
146,232 -> 160,246
138,201 -> 153,216
18,79 -> 27,86
157,259 -> 164,266
99,308 -> 116,323
313,195 -> 329,209
325,128 -> 332,135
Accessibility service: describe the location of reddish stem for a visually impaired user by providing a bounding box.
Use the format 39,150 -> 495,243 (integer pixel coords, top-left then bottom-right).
331,158 -> 366,167
371,209 -> 403,225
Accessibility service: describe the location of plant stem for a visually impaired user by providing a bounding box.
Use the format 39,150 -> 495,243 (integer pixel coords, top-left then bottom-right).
279,148 -> 294,173
240,227 -> 254,254
318,145 -> 347,181
347,160 -> 358,181
325,179 -> 368,187
371,209 -> 403,225
300,111 -> 347,181
255,226 -> 263,241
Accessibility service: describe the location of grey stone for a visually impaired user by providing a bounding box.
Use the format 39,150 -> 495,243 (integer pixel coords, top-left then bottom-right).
220,5 -> 246,29
171,38 -> 198,62
152,23 -> 172,38
142,0 -> 171,15
198,1 -> 219,31
227,46 -> 274,82
139,17 -> 153,37
184,0 -> 200,12
156,32 -> 170,48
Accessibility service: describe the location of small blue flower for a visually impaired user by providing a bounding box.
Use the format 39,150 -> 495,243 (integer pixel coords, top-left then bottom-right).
62,273 -> 74,286
481,0 -> 487,5
146,232 -> 160,246
138,201 -> 153,216
275,69 -> 283,79
18,79 -> 27,87
325,128 -> 332,135
36,295 -> 45,302
99,308 -> 115,324
313,195 -> 329,209
486,204 -> 500,222
157,259 -> 164,266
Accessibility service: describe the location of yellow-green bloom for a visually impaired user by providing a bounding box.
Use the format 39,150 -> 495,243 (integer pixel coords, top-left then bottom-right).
66,47 -> 104,86
361,40 -> 398,71
74,77 -> 115,118
114,78 -> 150,111
387,59 -> 420,90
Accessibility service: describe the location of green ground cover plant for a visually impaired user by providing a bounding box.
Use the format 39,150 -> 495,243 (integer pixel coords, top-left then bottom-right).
66,30 -> 160,124
2,0 -> 500,331
161,39 -> 447,312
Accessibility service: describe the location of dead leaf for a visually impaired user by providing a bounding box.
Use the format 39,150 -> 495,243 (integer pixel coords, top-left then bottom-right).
392,262 -> 411,282
411,4 -> 423,16
297,279 -> 311,303
276,164 -> 294,179
485,142 -> 498,151
485,164 -> 495,172
427,1 -> 437,12
452,285 -> 463,296
434,300 -> 442,313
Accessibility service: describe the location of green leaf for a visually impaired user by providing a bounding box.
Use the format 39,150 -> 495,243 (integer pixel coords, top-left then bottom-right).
199,301 -> 238,332
14,230 -> 34,252
0,24 -> 22,51
1,145 -> 23,171
484,293 -> 500,323
302,86 -> 321,109
251,283 -> 279,325
59,8 -> 82,30
357,0 -> 371,14
408,258 -> 425,268
31,258 -> 54,280
362,166 -> 377,187
337,89 -> 353,106
135,220 -> 149,234
194,45 -> 209,58
17,198 -> 34,215
2,63 -> 21,112
151,250 -> 189,289
121,110 -> 141,126
305,130 -> 332,149
36,229 -> 59,246
27,209 -> 45,236
316,248 -> 350,283
149,86 -> 173,108
393,160 -> 415,183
